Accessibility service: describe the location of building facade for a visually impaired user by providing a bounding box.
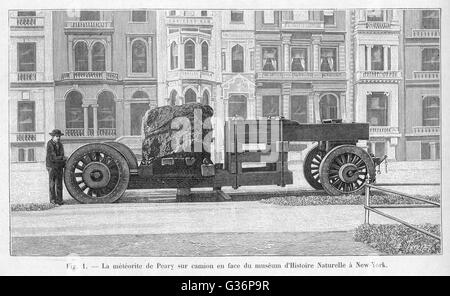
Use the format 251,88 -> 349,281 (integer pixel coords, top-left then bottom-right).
401,9 -> 440,160
9,10 -> 55,163
52,10 -> 158,154
352,9 -> 402,159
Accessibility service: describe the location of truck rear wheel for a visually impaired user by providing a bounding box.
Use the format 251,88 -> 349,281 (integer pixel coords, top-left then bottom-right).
64,143 -> 130,204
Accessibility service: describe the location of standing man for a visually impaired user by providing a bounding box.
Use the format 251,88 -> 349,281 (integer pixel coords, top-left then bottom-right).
46,129 -> 67,205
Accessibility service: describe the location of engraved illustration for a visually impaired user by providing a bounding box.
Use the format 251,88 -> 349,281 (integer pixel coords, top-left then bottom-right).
9,8 -> 441,257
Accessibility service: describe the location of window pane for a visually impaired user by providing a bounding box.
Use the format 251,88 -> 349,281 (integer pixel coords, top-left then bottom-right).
185,89 -> 196,103
79,11 -> 100,21
27,148 -> 35,162
18,149 -> 25,162
130,103 -> 149,135
231,11 -> 244,22
320,94 -> 338,120
17,43 -> 36,72
170,42 -> 178,70
422,10 -> 439,29
291,48 -> 307,71
371,45 -> 384,70
201,11 -> 208,16
232,45 -> 244,73
262,47 -> 278,71
229,95 -> 247,119
367,93 -> 388,126
202,91 -> 209,105
132,40 -> 147,73
18,11 -> 36,17
18,101 -> 35,132
184,41 -> 195,69
98,92 -> 116,129
324,10 -> 335,25
367,9 -> 384,21
262,96 -> 279,117
423,96 -> 439,126
421,142 -> 431,160
65,91 -> 84,129
132,11 -> 147,22
320,48 -> 336,71
74,42 -> 88,71
132,91 -> 149,99
92,42 -> 105,71
422,48 -> 440,71
290,96 -> 308,123
202,42 -> 208,70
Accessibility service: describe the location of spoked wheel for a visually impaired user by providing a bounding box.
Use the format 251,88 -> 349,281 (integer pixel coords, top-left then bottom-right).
303,145 -> 326,190
319,145 -> 375,196
64,143 -> 130,204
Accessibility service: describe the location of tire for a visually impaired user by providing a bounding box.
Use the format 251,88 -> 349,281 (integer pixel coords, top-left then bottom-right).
64,143 -> 130,204
303,145 -> 325,190
319,145 -> 375,196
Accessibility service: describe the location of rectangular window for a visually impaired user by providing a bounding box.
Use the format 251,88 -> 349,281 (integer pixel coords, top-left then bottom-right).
367,92 -> 388,126
169,10 -> 176,16
18,101 -> 35,132
320,48 -> 336,71
324,10 -> 335,25
131,103 -> 149,136
291,48 -> 307,71
422,10 -> 439,29
262,96 -> 280,117
231,11 -> 244,22
421,142 -> 431,160
28,148 -> 35,162
18,149 -> 25,162
17,43 -> 36,72
422,48 -> 440,71
423,96 -> 439,126
263,11 -> 275,24
250,51 -> 255,70
131,11 -> 147,22
366,9 -> 384,21
228,95 -> 247,119
375,142 -> 386,158
79,11 -> 100,21
290,96 -> 308,123
262,47 -> 278,71
371,45 -> 384,70
18,11 -> 36,17
201,11 -> 208,17
221,52 -> 226,71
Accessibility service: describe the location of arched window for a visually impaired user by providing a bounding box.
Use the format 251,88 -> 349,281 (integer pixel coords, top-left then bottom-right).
184,89 -> 197,104
169,90 -> 177,106
92,42 -> 106,71
319,94 -> 338,120
132,91 -> 149,99
65,91 -> 84,128
184,40 -> 195,69
98,91 -> 116,129
74,42 -> 89,71
202,90 -> 209,105
132,40 -> 147,73
201,42 -> 209,70
423,96 -> 439,126
232,44 -> 244,73
170,42 -> 178,70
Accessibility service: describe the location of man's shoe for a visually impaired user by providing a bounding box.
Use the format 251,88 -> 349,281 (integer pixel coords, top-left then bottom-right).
57,202 -> 64,205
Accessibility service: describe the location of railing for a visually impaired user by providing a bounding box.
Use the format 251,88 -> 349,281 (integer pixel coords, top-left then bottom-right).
256,71 -> 346,80
411,126 -> 440,136
365,21 -> 391,29
10,16 -> 44,28
412,29 -> 440,38
281,20 -> 324,30
357,70 -> 401,80
11,132 -> 45,142
369,126 -> 400,135
412,71 -> 440,80
60,71 -> 119,81
17,72 -> 37,81
165,16 -> 213,26
167,70 -> 214,81
65,128 -> 117,137
364,182 -> 441,241
65,21 -> 113,29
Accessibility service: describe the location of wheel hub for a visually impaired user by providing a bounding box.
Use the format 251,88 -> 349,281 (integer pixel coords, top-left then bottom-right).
82,162 -> 111,189
338,163 -> 359,183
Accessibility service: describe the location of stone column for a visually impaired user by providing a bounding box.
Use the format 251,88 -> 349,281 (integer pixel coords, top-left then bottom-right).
248,95 -> 256,119
68,38 -> 74,71
281,34 -> 291,71
82,104 -> 89,136
106,39 -> 112,72
308,93 -> 314,123
92,104 -> 98,136
256,93 -> 263,118
313,92 -> 321,123
282,83 -> 291,118
391,45 -> 399,71
367,45 -> 372,71
340,93 -> 346,121
312,37 -> 320,72
430,142 -> 437,160
383,46 -> 389,71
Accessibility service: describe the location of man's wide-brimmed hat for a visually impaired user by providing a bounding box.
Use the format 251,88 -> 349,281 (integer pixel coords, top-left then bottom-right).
49,129 -> 64,136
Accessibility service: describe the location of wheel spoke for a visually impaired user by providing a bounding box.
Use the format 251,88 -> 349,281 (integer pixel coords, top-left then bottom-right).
75,172 -> 83,178
75,163 -> 84,171
87,188 -> 93,196
311,171 -> 319,176
79,184 -> 87,191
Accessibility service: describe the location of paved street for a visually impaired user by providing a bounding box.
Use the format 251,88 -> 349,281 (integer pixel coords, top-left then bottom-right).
9,159 -> 441,256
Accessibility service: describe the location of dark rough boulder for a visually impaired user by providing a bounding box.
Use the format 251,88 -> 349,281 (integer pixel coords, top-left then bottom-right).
141,103 -> 214,164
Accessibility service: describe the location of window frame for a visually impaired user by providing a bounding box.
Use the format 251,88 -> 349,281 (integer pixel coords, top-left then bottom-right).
421,48 -> 440,71
323,10 -> 336,26
422,10 -> 440,29
91,41 -> 106,71
262,95 -> 281,118
262,10 -> 275,24
319,93 -> 339,121
17,42 -> 36,72
261,46 -> 279,72
366,92 -> 389,126
130,38 -> 149,74
130,10 -> 148,23
17,101 -> 36,132
230,10 -> 244,23
422,96 -> 440,126
184,40 -> 196,69
319,47 -> 338,72
231,44 -> 245,73
290,95 -> 308,123
228,94 -> 248,119
290,47 -> 308,72
201,41 -> 209,71
366,9 -> 385,22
